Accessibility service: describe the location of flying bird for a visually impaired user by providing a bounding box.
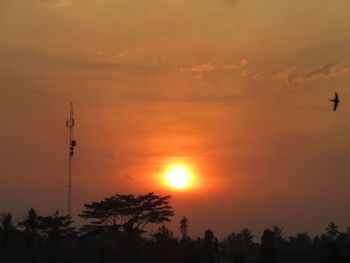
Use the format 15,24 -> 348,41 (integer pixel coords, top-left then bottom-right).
330,92 -> 340,112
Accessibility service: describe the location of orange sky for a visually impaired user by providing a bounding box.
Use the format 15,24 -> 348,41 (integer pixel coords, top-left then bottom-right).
1,0 -> 350,238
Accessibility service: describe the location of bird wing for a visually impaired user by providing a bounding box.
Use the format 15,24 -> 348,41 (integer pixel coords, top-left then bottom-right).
333,101 -> 338,111
335,92 -> 339,100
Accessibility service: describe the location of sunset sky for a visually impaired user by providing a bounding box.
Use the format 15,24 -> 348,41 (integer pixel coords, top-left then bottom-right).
1,0 -> 350,238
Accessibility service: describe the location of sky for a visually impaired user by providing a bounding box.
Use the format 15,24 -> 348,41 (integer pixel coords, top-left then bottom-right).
1,0 -> 350,239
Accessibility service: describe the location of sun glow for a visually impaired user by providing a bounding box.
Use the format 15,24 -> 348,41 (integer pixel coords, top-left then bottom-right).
165,164 -> 193,189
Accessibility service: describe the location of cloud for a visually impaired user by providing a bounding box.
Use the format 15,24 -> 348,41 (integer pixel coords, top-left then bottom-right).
239,58 -> 249,66
222,59 -> 249,70
178,62 -> 217,79
222,63 -> 240,70
179,59 -> 249,79
151,56 -> 169,64
272,63 -> 350,87
273,66 -> 298,86
190,62 -> 218,72
116,50 -> 129,58
95,50 -> 129,59
303,63 -> 339,79
192,73 -> 204,80
252,73 -> 260,80
240,69 -> 250,78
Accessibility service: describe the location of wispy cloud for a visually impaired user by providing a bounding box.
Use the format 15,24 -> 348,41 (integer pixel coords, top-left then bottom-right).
252,73 -> 260,80
178,62 -> 218,80
178,59 -> 249,79
273,63 -> 350,87
240,69 -> 250,78
239,58 -> 248,66
192,73 -> 204,80
116,50 -> 129,58
190,62 -> 218,72
303,63 -> 339,79
151,56 -> 169,64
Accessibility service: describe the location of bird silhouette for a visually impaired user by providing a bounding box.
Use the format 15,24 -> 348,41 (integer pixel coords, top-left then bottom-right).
330,92 -> 340,112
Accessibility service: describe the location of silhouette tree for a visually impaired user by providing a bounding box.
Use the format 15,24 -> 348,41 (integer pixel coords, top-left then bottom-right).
272,225 -> 285,240
151,225 -> 180,263
18,208 -> 41,263
4,199 -> 350,263
345,226 -> 350,237
228,233 -> 245,263
320,222 -> 341,263
261,229 -> 276,263
271,225 -> 291,261
288,232 -> 312,261
326,222 -> 340,240
226,228 -> 255,263
80,193 -> 174,263
200,229 -> 218,263
152,225 -> 175,241
178,218 -> 198,263
80,192 -> 174,236
180,217 -> 189,241
0,213 -> 15,263
239,228 -> 255,248
38,211 -> 75,263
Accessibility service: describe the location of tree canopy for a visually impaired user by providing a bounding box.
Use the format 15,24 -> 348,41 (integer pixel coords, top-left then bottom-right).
80,192 -> 174,234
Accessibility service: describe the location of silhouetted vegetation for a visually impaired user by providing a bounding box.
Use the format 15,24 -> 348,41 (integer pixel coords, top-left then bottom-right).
1,193 -> 350,262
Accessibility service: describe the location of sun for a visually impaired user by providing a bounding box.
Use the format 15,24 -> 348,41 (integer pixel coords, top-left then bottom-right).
165,164 -> 193,189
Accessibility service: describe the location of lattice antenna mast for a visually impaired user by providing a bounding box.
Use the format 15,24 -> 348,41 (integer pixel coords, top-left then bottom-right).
66,102 -> 77,217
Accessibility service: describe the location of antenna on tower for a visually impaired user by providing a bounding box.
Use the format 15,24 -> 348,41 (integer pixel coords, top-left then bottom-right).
66,102 -> 77,217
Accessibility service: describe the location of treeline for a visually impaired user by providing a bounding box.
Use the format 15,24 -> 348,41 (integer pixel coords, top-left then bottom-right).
1,192 -> 350,263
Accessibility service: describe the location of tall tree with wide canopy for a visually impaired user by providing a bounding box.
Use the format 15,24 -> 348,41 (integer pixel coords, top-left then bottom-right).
80,192 -> 174,235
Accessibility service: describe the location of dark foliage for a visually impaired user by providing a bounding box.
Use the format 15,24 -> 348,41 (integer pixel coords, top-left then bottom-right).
79,192 -> 174,237
180,217 -> 189,241
2,193 -> 350,263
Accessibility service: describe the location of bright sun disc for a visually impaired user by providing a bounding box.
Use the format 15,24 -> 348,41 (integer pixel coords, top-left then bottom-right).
166,164 -> 191,189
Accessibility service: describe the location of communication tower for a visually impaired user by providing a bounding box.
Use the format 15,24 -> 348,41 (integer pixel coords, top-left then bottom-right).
66,102 -> 77,217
